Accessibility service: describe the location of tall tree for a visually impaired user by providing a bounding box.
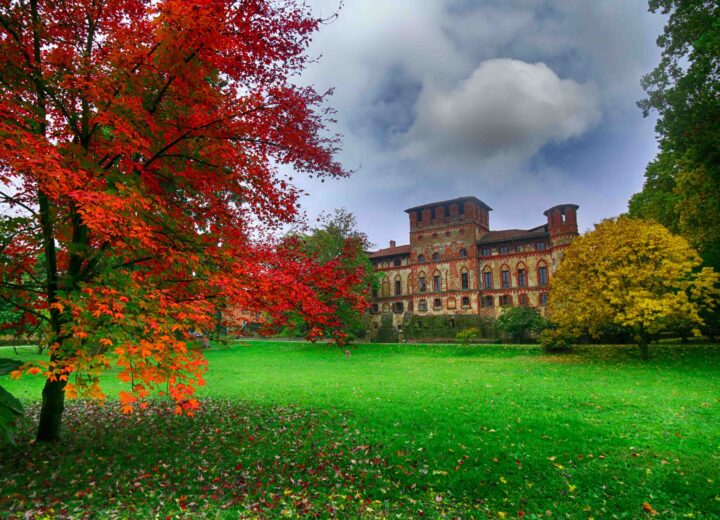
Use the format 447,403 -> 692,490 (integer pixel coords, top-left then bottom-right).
0,0 -> 359,441
630,0 -> 720,270
548,217 -> 719,359
283,209 -> 377,341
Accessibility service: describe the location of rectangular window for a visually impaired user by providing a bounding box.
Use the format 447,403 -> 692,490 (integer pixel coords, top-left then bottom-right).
459,202 -> 465,215
461,272 -> 469,289
515,244 -> 522,253
538,266 -> 548,286
482,247 -> 491,256
371,304 -> 379,314
394,301 -> 404,314
395,280 -> 402,296
501,294 -> 512,307
461,296 -> 470,308
419,277 -> 426,292
433,298 -> 442,309
500,246 -> 508,255
535,242 -> 546,251
518,269 -> 526,287
430,207 -> 436,219
484,295 -> 494,307
501,270 -> 510,288
540,293 -> 548,305
483,271 -> 492,290
433,275 -> 441,292
418,300 -> 428,311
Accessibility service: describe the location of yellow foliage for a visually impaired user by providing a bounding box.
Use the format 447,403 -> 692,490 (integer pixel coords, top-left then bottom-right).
549,216 -> 719,341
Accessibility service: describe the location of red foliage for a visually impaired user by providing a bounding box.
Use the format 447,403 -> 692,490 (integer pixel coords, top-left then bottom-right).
0,0 -> 362,413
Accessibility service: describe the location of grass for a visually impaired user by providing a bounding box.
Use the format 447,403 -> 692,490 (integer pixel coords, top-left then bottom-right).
1,341 -> 719,518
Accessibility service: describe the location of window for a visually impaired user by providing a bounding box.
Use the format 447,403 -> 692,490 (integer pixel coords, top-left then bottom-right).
433,298 -> 442,309
418,254 -> 425,263
517,268 -> 526,288
461,271 -> 469,290
501,269 -> 510,288
515,244 -> 522,253
500,245 -> 508,255
433,273 -> 442,292
483,270 -> 493,290
444,204 -> 450,217
432,252 -> 439,261
419,274 -> 427,293
538,266 -> 548,286
381,277 -> 390,297
500,294 -> 512,307
394,278 -> 402,296
382,303 -> 390,313
540,293 -> 548,305
371,304 -> 379,314
416,209 -> 422,223
418,299 -> 428,312
461,296 -> 470,308
535,242 -> 546,251
393,258 -> 401,267
459,248 -> 467,257
481,247 -> 491,256
431,207 -> 436,219
459,202 -> 465,215
394,301 -> 404,314
447,298 -> 456,310
483,295 -> 494,307
518,294 -> 528,306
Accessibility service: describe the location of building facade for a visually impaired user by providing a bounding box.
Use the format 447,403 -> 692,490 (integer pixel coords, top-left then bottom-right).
368,196 -> 578,330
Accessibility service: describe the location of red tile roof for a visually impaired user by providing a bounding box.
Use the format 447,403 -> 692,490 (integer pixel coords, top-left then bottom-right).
369,244 -> 411,259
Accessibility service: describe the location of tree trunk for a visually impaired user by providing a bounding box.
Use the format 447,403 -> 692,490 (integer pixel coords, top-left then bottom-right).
36,378 -> 66,442
639,341 -> 650,360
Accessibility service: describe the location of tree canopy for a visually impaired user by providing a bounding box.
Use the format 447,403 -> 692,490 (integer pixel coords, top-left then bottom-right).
0,0 -> 359,441
630,0 -> 720,270
548,217 -> 719,359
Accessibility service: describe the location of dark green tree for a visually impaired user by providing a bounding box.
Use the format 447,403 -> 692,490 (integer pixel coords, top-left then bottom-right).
495,306 -> 548,344
284,209 -> 378,341
630,0 -> 720,270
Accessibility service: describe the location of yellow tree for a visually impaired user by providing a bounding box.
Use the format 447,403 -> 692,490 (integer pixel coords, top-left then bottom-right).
549,217 -> 719,359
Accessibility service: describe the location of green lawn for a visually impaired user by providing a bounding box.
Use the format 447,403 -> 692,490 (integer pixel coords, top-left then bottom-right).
1,341 -> 719,518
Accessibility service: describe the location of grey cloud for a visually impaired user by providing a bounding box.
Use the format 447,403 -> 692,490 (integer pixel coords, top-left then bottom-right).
402,59 -> 601,170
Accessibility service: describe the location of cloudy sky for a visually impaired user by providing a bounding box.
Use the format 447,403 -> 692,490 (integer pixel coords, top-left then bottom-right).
292,0 -> 666,249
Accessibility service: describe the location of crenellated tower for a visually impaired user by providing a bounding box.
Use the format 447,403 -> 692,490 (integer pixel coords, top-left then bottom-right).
543,204 -> 579,247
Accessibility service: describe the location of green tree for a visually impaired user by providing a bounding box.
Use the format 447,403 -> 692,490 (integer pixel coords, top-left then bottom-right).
285,209 -> 378,341
495,307 -> 548,344
631,0 -> 720,270
549,217 -> 719,359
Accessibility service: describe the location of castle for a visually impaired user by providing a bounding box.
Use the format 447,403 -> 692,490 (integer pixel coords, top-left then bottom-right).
368,196 -> 579,330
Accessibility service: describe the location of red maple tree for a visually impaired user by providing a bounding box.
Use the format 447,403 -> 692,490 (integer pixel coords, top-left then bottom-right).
0,0 -> 366,441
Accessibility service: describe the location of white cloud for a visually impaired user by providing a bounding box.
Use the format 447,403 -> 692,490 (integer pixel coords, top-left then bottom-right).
402,59 -> 601,169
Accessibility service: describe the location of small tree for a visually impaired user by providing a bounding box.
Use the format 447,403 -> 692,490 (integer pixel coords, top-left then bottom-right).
549,217 -> 719,359
495,307 -> 548,344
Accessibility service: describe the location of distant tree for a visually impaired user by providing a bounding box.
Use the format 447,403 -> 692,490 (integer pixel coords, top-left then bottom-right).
284,209 -> 377,340
495,307 -> 548,344
549,217 -> 719,359
630,0 -> 720,270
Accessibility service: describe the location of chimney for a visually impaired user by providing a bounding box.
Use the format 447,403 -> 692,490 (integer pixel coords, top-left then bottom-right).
389,240 -> 396,248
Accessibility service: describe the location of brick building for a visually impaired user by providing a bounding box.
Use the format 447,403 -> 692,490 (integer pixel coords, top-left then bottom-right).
368,196 -> 578,330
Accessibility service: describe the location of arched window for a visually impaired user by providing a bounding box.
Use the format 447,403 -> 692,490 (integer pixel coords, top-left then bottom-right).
500,294 -> 512,307
418,272 -> 427,293
516,262 -> 527,288
460,267 -> 470,290
482,267 -> 493,290
459,248 -> 467,257
381,277 -> 390,297
518,293 -> 528,306
447,297 -> 456,310
432,252 -> 439,261
501,265 -> 511,288
381,303 -> 390,313
461,296 -> 470,308
433,271 -> 442,292
418,299 -> 428,312
418,254 -> 426,263
407,273 -> 414,295
394,275 -> 402,296
433,298 -> 442,309
537,261 -> 548,286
